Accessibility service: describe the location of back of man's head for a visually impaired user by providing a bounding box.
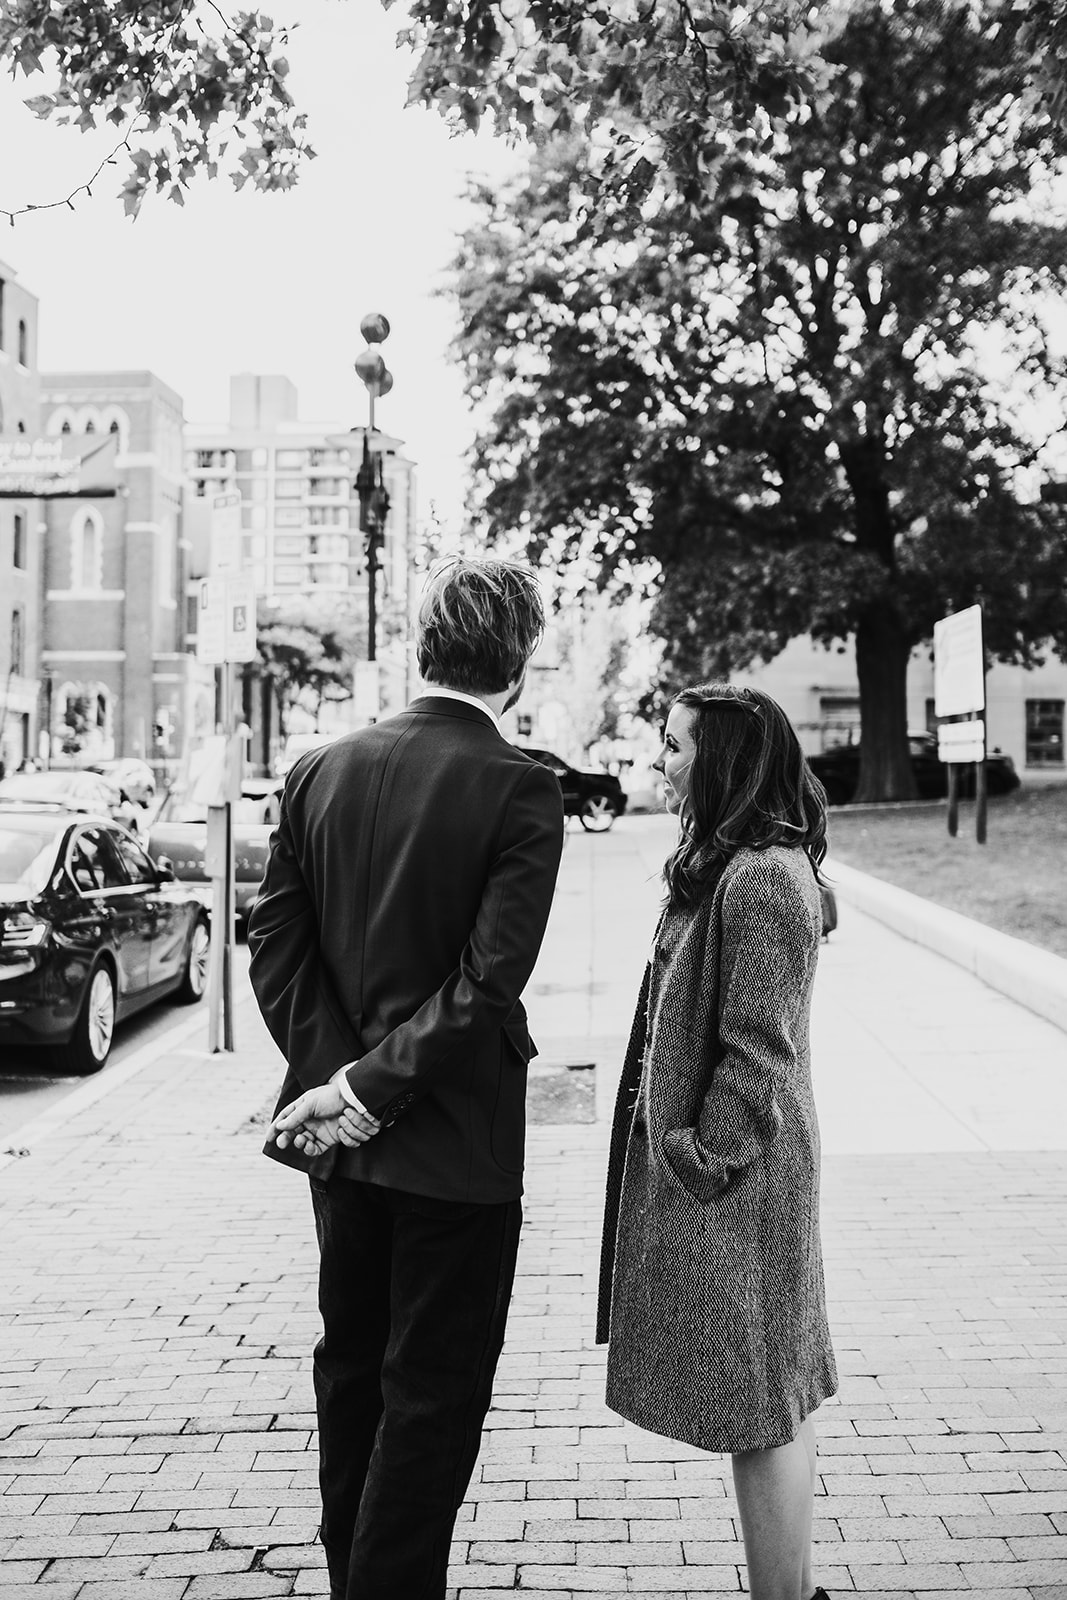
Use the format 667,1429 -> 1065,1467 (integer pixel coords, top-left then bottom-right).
417,557 -> 545,694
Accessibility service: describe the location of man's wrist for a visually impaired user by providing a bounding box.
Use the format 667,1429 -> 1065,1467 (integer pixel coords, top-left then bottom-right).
331,1063 -> 375,1120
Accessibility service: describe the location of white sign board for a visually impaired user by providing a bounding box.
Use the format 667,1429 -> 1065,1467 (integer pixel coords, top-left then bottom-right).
210,490 -> 243,575
938,718 -> 986,764
353,660 -> 380,720
197,577 -> 257,664
934,605 -> 985,717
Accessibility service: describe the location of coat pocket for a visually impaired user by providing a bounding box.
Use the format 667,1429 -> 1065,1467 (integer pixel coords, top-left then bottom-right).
661,1125 -> 741,1205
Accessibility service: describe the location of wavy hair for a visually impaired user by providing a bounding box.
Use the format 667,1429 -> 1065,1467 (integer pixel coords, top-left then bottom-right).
416,556 -> 546,694
662,682 -> 828,908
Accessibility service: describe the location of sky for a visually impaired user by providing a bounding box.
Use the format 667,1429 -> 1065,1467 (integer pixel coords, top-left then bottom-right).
0,1 -> 517,530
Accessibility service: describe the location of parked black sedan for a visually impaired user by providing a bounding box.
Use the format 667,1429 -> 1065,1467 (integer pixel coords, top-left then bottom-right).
808,732 -> 1020,807
0,810 -> 210,1074
517,747 -> 628,832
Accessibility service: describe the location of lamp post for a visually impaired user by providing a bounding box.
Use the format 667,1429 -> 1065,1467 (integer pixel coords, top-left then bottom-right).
354,313 -> 393,668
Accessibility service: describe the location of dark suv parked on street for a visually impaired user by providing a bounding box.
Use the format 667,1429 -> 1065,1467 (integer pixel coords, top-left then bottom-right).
516,747 -> 628,832
808,732 -> 1019,807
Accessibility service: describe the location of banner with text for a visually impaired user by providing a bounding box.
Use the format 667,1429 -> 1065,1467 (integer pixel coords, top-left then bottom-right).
0,433 -> 120,498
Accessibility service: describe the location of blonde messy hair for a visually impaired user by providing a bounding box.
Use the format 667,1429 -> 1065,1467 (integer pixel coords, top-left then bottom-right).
417,556 -> 545,694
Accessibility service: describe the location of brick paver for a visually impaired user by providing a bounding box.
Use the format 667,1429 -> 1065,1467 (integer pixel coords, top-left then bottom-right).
2,816 -> 1066,1596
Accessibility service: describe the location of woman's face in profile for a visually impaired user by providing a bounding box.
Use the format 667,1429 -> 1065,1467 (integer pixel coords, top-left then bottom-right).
654,703 -> 698,815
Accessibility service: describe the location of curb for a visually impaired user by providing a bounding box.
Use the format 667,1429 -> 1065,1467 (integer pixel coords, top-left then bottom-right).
827,857 -> 1067,1035
0,990 -> 258,1173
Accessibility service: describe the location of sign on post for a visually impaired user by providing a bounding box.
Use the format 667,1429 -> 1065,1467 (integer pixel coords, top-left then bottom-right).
933,605 -> 987,843
196,577 -> 257,665
353,660 -> 381,722
210,490 -> 244,575
934,604 -> 985,717
937,718 -> 986,764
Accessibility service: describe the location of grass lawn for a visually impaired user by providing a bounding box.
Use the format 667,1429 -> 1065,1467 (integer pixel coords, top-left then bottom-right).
827,782 -> 1067,959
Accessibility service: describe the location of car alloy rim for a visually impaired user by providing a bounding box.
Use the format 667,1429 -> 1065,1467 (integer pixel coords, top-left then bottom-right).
88,968 -> 115,1062
189,922 -> 210,995
582,796 -> 615,831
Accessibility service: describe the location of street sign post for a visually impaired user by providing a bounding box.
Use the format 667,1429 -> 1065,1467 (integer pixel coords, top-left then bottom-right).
933,605 -> 987,843
210,490 -> 244,575
196,572 -> 257,1052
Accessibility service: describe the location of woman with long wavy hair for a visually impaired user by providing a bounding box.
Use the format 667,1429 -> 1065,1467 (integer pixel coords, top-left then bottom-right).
597,682 -> 838,1600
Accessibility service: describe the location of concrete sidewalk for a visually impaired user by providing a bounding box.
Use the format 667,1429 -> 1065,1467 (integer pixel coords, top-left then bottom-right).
2,816 -> 1067,1598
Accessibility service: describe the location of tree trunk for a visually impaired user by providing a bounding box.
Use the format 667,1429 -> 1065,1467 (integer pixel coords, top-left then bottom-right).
853,600 -> 917,803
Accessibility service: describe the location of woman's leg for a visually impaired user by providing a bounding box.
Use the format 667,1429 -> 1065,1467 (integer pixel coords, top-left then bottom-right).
798,1416 -> 818,1598
731,1428 -> 813,1600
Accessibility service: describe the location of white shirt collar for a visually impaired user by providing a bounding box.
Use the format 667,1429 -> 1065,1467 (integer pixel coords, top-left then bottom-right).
418,687 -> 500,731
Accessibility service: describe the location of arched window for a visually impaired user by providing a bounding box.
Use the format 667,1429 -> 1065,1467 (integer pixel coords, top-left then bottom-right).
17,319 -> 28,367
84,419 -> 96,434
60,420 -> 72,435
10,609 -> 23,676
15,420 -> 24,434
69,507 -> 104,591
101,408 -> 129,453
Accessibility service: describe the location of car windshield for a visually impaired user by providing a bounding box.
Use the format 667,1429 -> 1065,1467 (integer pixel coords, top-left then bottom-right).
0,818 -> 62,895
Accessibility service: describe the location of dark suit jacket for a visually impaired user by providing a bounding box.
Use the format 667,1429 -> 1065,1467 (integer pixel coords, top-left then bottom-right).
247,695 -> 565,1202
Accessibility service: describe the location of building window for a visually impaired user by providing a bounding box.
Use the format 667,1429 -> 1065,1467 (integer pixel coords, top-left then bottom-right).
60,419 -> 71,434
84,419 -> 96,434
818,695 -> 861,751
1025,700 -> 1064,768
70,507 -> 104,591
194,479 -> 206,498
109,419 -> 120,434
275,449 -> 306,469
10,609 -> 23,676
17,318 -> 28,367
12,511 -> 25,569
196,449 -> 215,468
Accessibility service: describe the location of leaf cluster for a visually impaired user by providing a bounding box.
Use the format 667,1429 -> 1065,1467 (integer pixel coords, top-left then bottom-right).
254,594 -> 361,713
448,0 -> 1067,694
0,0 -> 314,216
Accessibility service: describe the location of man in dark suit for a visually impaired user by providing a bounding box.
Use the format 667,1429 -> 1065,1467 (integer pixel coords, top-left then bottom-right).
247,558 -> 564,1600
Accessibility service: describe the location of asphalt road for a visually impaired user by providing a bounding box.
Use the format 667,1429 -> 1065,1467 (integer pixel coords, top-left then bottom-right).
0,939 -> 253,1146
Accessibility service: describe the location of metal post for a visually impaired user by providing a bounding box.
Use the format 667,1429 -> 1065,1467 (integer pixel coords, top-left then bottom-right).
207,660 -> 238,1053
947,762 -> 959,838
975,755 -> 988,846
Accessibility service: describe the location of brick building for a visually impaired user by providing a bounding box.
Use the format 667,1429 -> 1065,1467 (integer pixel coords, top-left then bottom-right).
38,371 -> 209,779
0,259 -> 43,774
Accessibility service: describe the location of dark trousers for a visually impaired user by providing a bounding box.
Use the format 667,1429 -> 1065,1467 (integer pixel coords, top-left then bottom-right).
309,1174 -> 522,1600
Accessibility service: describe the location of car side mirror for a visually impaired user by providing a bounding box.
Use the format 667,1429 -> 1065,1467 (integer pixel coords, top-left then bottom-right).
154,856 -> 176,882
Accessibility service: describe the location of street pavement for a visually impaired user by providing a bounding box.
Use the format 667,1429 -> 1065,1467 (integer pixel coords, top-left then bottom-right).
2,814 -> 1067,1598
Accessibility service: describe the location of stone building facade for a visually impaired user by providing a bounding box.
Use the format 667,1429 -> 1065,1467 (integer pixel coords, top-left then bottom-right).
39,371 -> 209,780
0,259 -> 42,775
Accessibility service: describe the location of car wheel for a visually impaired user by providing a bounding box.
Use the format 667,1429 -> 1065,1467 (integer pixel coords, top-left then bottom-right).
579,795 -> 617,832
57,961 -> 116,1076
176,918 -> 210,1004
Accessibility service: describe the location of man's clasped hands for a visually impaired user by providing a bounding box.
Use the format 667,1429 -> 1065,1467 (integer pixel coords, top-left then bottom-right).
269,1080 -> 381,1159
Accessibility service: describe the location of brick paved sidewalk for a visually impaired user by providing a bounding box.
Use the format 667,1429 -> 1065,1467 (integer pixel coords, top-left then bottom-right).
2,817 -> 1067,1598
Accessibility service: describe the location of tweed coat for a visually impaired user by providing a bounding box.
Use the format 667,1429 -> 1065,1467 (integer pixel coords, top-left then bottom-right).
597,844 -> 838,1452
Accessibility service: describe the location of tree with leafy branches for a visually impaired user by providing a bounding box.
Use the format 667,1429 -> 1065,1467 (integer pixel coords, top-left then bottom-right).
447,0 -> 1067,800
252,595 -> 360,736
2,1 -> 1067,219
